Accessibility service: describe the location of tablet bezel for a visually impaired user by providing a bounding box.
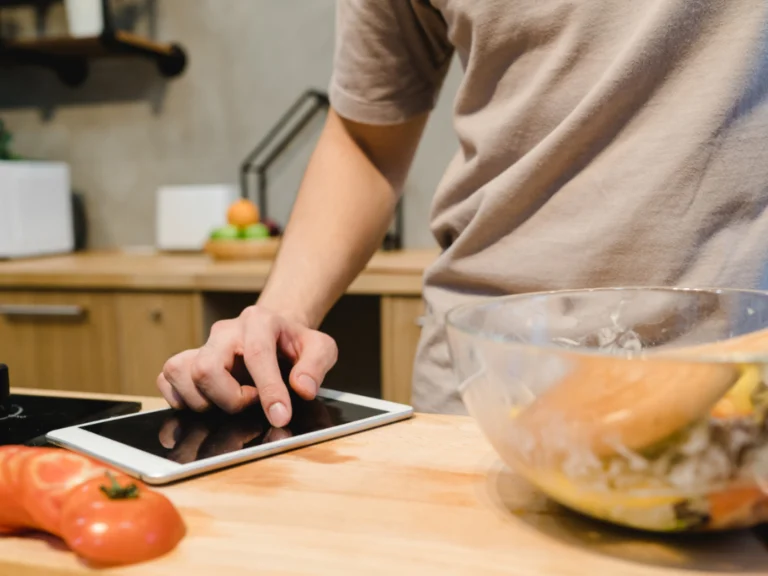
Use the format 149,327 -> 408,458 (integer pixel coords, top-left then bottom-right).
45,388 -> 413,485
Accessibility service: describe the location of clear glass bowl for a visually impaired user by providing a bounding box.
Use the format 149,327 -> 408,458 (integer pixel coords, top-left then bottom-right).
445,287 -> 768,533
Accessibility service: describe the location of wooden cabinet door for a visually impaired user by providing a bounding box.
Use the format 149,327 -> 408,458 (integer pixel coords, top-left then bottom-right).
115,293 -> 203,397
381,296 -> 424,405
0,291 -> 120,393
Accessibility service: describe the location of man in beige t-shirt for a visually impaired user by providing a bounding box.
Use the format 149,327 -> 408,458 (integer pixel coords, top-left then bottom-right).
158,1 -> 768,423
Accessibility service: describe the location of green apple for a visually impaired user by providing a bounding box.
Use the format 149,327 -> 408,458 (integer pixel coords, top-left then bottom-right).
241,223 -> 270,240
210,224 -> 240,240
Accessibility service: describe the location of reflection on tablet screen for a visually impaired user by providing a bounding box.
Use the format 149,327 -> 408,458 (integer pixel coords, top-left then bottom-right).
81,392 -> 386,464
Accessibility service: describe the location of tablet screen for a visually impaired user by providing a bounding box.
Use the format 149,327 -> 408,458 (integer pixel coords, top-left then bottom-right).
81,393 -> 386,464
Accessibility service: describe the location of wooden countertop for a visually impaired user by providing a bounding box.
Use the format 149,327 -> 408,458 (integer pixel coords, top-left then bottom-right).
0,249 -> 439,295
2,390 -> 767,575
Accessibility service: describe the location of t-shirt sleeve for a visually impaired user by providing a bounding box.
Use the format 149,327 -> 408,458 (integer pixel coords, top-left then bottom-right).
329,0 -> 454,125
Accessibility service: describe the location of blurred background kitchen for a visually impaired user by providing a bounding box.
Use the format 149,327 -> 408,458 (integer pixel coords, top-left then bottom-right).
0,0 -> 462,249
0,0 -> 461,405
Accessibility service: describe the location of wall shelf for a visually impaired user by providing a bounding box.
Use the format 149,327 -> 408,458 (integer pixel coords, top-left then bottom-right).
0,0 -> 187,86
0,0 -> 59,7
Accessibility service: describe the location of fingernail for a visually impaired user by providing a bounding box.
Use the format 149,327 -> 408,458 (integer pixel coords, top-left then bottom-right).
268,402 -> 289,427
297,374 -> 318,395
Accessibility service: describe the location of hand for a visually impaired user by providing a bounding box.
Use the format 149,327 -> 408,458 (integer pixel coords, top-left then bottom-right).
156,305 -> 338,428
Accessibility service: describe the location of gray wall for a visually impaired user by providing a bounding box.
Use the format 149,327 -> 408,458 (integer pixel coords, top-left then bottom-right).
0,0 -> 462,249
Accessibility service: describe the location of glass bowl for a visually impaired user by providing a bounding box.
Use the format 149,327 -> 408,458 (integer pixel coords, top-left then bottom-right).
445,287 -> 768,533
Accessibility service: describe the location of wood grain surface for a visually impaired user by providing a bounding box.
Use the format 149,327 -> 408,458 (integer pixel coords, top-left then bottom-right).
2,389 -> 767,575
113,293 -> 203,396
203,238 -> 281,261
0,249 -> 438,295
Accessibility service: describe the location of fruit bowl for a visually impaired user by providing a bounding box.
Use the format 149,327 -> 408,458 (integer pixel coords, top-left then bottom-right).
445,287 -> 768,532
204,237 -> 280,261
204,199 -> 281,261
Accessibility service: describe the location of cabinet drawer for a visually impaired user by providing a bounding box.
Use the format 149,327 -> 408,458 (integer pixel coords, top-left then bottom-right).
0,291 -> 120,393
115,293 -> 202,397
381,296 -> 424,405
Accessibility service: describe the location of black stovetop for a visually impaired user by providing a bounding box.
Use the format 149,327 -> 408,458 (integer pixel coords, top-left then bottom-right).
0,393 -> 142,446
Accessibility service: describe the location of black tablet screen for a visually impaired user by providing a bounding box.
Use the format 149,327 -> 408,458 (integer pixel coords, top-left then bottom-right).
81,393 -> 386,464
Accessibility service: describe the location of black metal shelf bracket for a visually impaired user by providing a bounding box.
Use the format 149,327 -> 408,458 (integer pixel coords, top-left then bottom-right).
239,89 -> 404,251
0,0 -> 187,86
98,0 -> 185,78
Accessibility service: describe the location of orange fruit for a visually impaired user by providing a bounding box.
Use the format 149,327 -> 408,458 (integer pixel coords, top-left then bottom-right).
227,199 -> 259,227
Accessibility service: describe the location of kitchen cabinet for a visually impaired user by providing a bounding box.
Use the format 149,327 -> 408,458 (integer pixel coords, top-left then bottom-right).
0,291 -> 120,393
381,296 -> 424,405
114,293 -> 203,397
0,291 -> 203,396
0,249 -> 436,402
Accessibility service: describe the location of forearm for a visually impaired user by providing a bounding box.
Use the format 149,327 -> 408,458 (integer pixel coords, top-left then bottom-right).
257,108 -> 427,328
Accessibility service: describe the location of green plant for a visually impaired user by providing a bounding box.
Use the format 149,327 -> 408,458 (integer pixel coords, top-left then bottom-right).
0,120 -> 21,161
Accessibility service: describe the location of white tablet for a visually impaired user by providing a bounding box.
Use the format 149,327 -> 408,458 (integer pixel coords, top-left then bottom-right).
45,388 -> 413,485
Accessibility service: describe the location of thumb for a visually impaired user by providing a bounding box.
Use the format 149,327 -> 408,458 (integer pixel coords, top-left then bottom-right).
288,329 -> 338,400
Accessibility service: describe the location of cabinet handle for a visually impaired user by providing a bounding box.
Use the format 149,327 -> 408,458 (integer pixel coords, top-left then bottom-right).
0,304 -> 87,319
149,308 -> 163,323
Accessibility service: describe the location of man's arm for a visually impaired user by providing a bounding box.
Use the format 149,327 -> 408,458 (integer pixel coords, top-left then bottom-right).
157,108 -> 429,427
257,107 -> 428,328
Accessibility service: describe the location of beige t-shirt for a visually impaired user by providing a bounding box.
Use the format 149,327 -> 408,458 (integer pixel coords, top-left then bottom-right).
329,0 -> 768,414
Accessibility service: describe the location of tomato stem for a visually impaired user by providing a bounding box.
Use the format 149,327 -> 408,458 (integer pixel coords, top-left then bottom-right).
99,471 -> 140,500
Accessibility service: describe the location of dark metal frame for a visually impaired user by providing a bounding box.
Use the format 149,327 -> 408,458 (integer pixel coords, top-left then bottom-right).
240,89 -> 329,221
97,0 -> 185,77
240,89 -> 404,251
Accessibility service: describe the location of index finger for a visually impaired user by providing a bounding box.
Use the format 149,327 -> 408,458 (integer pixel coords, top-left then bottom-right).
242,317 -> 292,428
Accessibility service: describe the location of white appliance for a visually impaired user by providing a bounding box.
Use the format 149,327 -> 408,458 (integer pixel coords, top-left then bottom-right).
0,161 -> 75,259
155,184 -> 238,251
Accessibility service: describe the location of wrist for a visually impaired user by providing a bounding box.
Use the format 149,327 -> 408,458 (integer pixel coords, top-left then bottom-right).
255,294 -> 317,329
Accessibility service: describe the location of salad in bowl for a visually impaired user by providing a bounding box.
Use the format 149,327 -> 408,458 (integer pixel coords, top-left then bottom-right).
446,287 -> 768,532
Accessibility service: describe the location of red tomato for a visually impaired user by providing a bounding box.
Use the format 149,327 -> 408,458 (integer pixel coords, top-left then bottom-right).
21,449 -> 110,536
60,472 -> 186,566
0,446 -> 43,531
0,446 -> 28,532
